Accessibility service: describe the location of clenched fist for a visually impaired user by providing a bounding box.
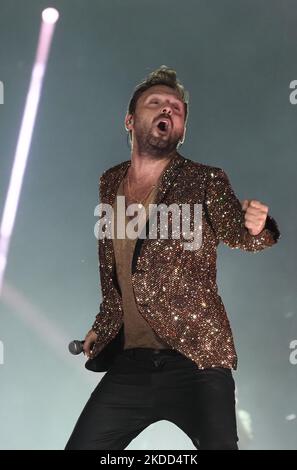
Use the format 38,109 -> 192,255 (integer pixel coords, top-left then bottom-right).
241,199 -> 269,236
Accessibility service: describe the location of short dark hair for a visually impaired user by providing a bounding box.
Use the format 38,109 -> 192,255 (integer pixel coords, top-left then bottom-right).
127,65 -> 189,143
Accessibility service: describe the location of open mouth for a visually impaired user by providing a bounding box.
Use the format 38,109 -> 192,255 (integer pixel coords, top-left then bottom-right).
155,119 -> 171,134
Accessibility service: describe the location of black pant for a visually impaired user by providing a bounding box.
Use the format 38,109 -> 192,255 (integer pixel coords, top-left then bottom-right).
65,348 -> 239,450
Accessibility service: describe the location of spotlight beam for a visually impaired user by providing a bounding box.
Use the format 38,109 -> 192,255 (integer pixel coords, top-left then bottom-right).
0,9 -> 59,295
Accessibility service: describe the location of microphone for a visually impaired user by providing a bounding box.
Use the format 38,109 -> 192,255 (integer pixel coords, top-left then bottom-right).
68,340 -> 85,355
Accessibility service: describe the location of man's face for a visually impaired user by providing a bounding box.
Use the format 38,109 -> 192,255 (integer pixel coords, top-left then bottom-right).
127,85 -> 186,156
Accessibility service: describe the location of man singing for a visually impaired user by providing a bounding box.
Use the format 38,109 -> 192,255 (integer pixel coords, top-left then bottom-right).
65,65 -> 280,450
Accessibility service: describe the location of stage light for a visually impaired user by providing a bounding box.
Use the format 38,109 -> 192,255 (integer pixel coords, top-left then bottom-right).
42,7 -> 59,24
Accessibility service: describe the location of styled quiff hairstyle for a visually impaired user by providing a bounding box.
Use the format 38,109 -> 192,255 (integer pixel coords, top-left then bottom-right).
126,65 -> 189,145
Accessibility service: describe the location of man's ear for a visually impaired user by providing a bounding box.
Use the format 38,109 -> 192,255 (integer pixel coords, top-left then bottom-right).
125,114 -> 133,132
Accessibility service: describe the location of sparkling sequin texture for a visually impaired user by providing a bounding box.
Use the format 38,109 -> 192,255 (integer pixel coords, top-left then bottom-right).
91,152 -> 280,369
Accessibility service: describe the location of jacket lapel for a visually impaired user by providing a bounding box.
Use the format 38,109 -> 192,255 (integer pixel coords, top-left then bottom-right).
103,152 -> 186,284
131,153 -> 186,273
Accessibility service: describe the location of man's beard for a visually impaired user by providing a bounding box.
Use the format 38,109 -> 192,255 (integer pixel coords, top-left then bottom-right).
134,121 -> 180,157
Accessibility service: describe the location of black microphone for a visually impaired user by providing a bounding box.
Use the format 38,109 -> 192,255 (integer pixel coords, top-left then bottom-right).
68,340 -> 85,355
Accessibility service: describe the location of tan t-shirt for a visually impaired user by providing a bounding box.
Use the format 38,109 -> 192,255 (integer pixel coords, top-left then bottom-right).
112,178 -> 171,350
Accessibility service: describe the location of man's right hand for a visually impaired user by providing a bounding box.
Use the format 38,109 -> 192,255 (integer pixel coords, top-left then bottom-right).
83,329 -> 98,358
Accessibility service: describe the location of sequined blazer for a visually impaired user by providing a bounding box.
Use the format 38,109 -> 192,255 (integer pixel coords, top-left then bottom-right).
87,152 -> 280,372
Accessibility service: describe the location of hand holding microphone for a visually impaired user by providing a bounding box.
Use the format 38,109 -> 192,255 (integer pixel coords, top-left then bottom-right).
68,329 -> 97,359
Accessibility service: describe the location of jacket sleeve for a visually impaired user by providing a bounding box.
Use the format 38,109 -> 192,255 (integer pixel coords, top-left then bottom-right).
204,167 -> 281,251
90,171 -> 121,340
91,255 -> 121,342
91,172 -> 111,335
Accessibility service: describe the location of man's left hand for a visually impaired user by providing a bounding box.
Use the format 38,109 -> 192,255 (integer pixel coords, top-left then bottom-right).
241,199 -> 269,236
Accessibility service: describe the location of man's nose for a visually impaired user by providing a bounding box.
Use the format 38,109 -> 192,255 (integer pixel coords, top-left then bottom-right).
161,105 -> 172,115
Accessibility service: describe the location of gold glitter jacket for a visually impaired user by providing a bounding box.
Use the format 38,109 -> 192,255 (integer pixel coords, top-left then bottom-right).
89,152 -> 280,371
